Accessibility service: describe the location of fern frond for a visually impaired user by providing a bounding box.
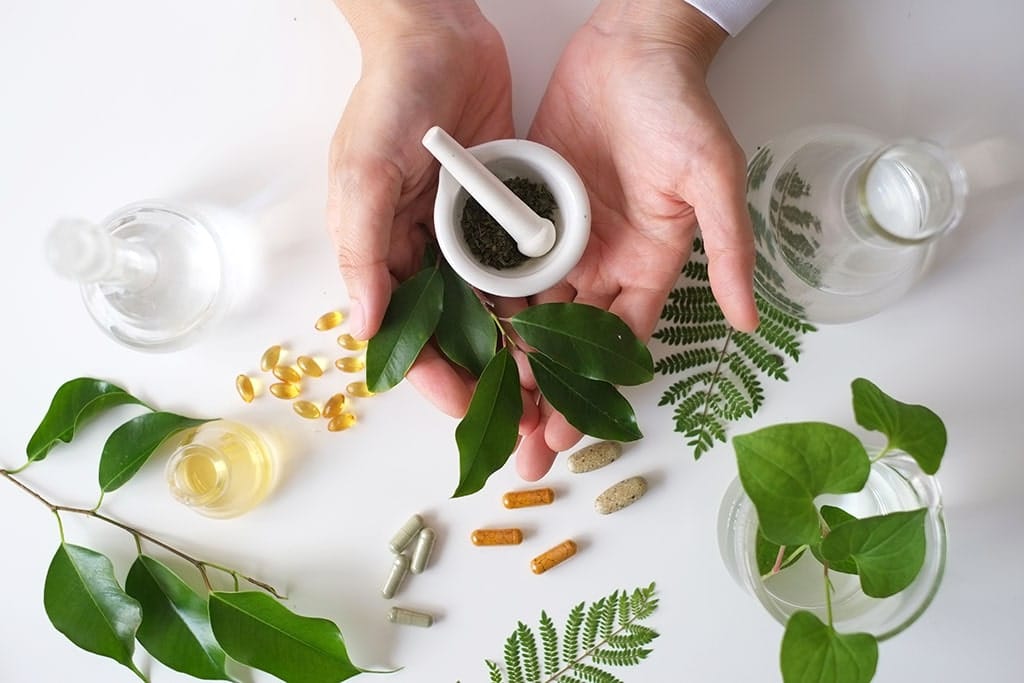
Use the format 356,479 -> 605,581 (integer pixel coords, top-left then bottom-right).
581,597 -> 605,650
598,591 -> 618,639
659,299 -> 723,325
571,662 -> 624,683
652,322 -> 730,347
654,348 -> 721,375
726,354 -> 766,412
504,631 -> 525,683
681,258 -> 708,281
539,611 -> 560,676
562,602 -> 585,662
486,660 -> 505,683
592,646 -> 653,667
516,621 -> 541,683
731,334 -> 787,380
758,294 -> 816,334
718,375 -> 754,420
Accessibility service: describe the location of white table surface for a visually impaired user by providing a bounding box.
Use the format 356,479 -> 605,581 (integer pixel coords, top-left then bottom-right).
2,1 -> 1023,681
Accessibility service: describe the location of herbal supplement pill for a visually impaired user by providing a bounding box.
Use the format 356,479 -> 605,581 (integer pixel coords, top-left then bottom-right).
410,528 -> 436,574
347,380 -> 375,398
235,374 -> 255,403
387,606 -> 434,628
315,310 -> 345,331
471,528 -> 524,546
322,393 -> 347,418
389,514 -> 424,554
292,400 -> 321,420
381,554 -> 410,599
335,356 -> 366,373
327,413 -> 357,432
296,355 -> 323,377
273,365 -> 302,385
269,382 -> 300,399
502,487 -> 555,509
595,475 -> 648,514
568,441 -> 622,474
260,344 -> 283,372
337,333 -> 368,351
530,540 -> 577,575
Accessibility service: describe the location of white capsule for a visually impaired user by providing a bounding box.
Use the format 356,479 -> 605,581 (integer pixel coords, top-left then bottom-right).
381,554 -> 410,599
410,528 -> 436,574
388,514 -> 424,554
595,475 -> 648,514
387,606 -> 434,628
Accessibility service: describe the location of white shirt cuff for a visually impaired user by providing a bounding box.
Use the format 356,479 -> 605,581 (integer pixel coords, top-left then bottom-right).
684,0 -> 773,35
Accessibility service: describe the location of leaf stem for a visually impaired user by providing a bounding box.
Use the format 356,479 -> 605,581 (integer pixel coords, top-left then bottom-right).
541,603 -> 650,683
823,563 -> 834,628
696,327 -> 734,437
53,509 -> 66,542
772,545 -> 787,574
5,460 -> 32,475
0,469 -> 285,599
869,445 -> 893,463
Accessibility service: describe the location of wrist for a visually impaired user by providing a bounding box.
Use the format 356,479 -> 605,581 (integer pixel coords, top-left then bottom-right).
338,0 -> 490,54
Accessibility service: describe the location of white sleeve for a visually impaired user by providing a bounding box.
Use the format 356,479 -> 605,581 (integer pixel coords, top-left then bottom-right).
684,0 -> 773,35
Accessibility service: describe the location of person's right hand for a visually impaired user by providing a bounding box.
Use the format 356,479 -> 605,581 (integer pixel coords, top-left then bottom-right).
328,1 -> 516,419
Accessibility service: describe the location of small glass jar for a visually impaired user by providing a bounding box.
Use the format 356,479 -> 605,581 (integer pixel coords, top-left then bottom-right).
165,420 -> 276,518
717,454 -> 946,639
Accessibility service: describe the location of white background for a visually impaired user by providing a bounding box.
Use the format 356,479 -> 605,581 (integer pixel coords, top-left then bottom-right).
1,1 -> 1022,682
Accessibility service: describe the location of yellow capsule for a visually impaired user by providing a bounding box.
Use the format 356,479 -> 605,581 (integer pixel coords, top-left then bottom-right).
269,382 -> 300,399
502,487 -> 555,509
337,333 -> 368,351
296,355 -> 324,378
335,356 -> 366,373
327,413 -> 357,432
471,528 -> 524,546
260,344 -> 283,372
292,400 -> 321,419
273,365 -> 302,384
315,310 -> 345,331
235,374 -> 256,403
531,540 -> 578,575
322,393 -> 347,418
346,380 -> 375,398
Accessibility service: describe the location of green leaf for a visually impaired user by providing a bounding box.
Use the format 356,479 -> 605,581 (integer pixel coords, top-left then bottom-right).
780,611 -> 877,683
365,264 -> 444,393
528,352 -> 642,442
851,378 -> 947,474
27,377 -> 147,462
510,303 -> 653,386
453,348 -> 522,498
810,506 -> 860,575
755,527 -> 807,577
819,508 -> 928,598
44,544 -> 145,681
99,412 -> 211,492
733,422 -> 870,547
209,591 -> 362,683
125,556 -> 231,681
436,260 -> 498,377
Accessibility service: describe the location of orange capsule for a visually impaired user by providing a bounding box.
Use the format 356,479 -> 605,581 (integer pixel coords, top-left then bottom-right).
335,356 -> 366,373
296,355 -> 323,378
273,365 -> 302,384
322,393 -> 347,418
471,528 -> 524,546
327,413 -> 357,432
530,540 -> 577,575
235,374 -> 255,403
269,382 -> 300,399
315,310 -> 345,331
502,487 -> 555,509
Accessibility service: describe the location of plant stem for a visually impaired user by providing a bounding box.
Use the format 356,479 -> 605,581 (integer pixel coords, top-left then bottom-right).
6,460 -> 32,475
540,610 -> 647,683
0,468 -> 285,599
823,563 -> 834,627
869,445 -> 893,463
697,327 -> 734,429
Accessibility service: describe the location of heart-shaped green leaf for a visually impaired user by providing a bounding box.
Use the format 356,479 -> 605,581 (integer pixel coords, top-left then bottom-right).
810,505 -> 860,575
819,508 -> 928,598
453,348 -> 523,498
851,378 -> 947,474
27,377 -> 148,463
126,556 -> 231,681
209,591 -> 362,683
528,352 -> 642,442
436,261 -> 497,377
734,423 -> 869,547
510,303 -> 654,386
44,544 -> 145,680
780,611 -> 878,683
99,412 -> 211,492
365,265 -> 444,393
755,528 -> 807,577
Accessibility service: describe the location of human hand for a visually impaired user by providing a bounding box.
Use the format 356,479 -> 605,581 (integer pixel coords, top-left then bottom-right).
516,0 -> 759,479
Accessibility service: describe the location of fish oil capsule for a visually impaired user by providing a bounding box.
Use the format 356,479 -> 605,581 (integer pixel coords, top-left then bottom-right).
381,554 -> 410,599
595,476 -> 648,514
531,540 -> 577,575
235,374 -> 255,403
337,333 -> 368,351
273,365 -> 302,385
568,441 -> 622,474
269,382 -> 300,399
296,355 -> 324,378
292,400 -> 321,420
346,381 -> 375,398
327,413 -> 357,432
387,606 -> 434,628
502,487 -> 555,509
260,344 -> 283,372
410,528 -> 436,574
315,310 -> 345,331
389,514 -> 424,554
471,528 -> 524,546
322,393 -> 347,418
335,356 -> 366,373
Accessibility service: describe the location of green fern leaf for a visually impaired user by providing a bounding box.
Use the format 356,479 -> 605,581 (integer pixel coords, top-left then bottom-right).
486,660 -> 505,683
505,631 -> 525,683
562,602 -> 585,663
539,611 -> 559,676
516,622 -> 541,683
598,591 -> 618,640
582,597 -> 605,650
681,258 -> 708,281
592,646 -> 653,667
572,662 -> 624,683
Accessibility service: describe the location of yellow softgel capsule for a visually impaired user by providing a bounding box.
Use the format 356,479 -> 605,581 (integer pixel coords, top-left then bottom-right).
296,355 -> 324,378
260,344 -> 283,372
470,528 -> 524,546
502,487 -> 555,509
327,413 -> 357,432
292,400 -> 321,420
269,382 -> 300,399
273,365 -> 302,384
315,310 -> 345,331
235,374 -> 255,403
531,540 -> 578,575
322,393 -> 347,418
346,380 -> 375,398
337,333 -> 368,351
335,356 -> 366,373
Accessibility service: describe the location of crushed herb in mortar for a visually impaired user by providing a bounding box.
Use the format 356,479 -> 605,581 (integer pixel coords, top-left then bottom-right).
461,176 -> 557,269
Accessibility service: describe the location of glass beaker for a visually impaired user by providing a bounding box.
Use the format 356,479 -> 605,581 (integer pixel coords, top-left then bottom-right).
747,125 -> 968,323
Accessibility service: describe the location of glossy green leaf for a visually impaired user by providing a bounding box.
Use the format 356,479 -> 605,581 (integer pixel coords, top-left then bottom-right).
365,265 -> 444,393
453,348 -> 522,498
755,527 -> 806,577
733,423 -> 869,547
851,378 -> 947,474
27,377 -> 148,462
99,412 -> 211,492
436,261 -> 498,377
44,544 -> 145,681
510,303 -> 653,386
209,591 -> 362,683
125,556 -> 231,681
780,611 -> 878,683
528,352 -> 642,442
820,508 -> 928,598
810,505 -> 859,575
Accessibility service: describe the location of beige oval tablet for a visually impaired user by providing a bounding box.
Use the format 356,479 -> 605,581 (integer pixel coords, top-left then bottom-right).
595,476 -> 648,514
567,441 -> 622,473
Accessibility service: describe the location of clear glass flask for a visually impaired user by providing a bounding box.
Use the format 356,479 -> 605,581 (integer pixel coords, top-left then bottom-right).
747,125 -> 968,323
